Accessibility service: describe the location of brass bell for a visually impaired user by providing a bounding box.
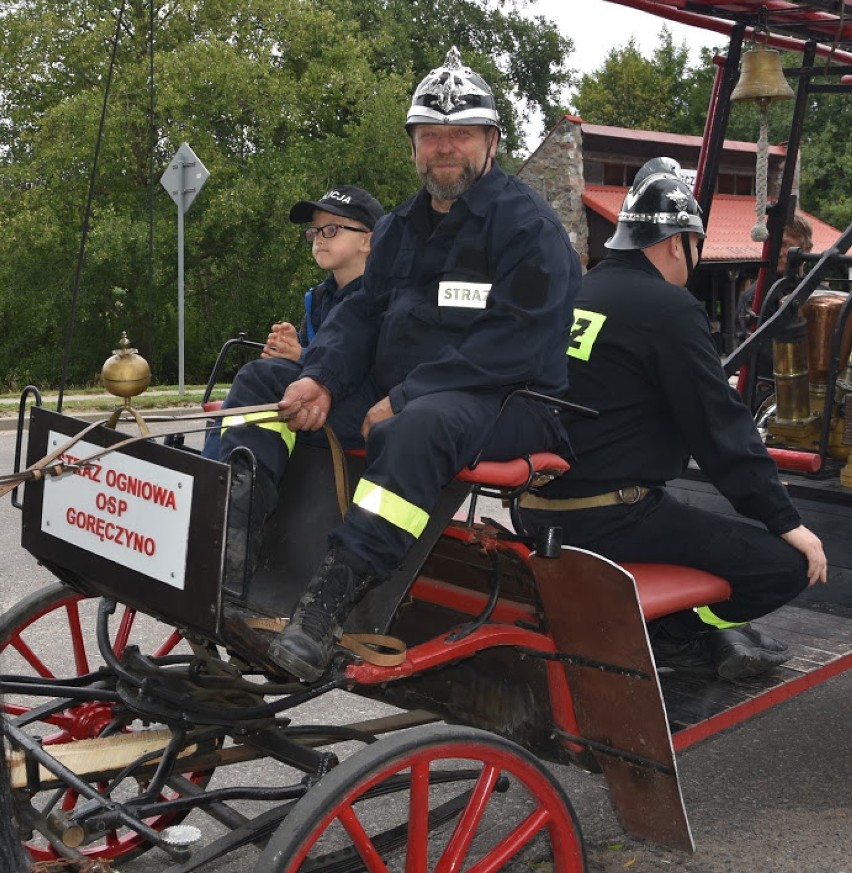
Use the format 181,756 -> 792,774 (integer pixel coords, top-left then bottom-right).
102,332 -> 151,399
731,44 -> 795,105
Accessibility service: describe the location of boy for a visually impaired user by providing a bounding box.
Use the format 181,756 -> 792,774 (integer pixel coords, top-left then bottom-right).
202,185 -> 382,461
261,185 -> 384,362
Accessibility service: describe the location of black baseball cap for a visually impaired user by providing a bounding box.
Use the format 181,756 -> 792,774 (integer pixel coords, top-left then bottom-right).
289,185 -> 384,230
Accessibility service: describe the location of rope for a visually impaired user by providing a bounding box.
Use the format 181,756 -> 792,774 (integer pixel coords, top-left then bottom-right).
751,104 -> 770,242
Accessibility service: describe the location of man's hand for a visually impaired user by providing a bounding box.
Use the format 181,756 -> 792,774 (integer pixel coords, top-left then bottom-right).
361,396 -> 394,440
780,524 -> 828,586
279,377 -> 332,431
261,322 -> 303,362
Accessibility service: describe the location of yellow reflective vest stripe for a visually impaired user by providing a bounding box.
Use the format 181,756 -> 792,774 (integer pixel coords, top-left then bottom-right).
353,478 -> 429,538
695,605 -> 744,629
220,411 -> 296,455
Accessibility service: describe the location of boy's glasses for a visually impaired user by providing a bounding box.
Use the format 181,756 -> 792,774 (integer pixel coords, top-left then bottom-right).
303,224 -> 368,242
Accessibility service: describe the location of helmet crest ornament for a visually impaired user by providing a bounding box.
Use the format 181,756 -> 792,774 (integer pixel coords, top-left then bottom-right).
406,46 -> 500,132
607,157 -> 706,251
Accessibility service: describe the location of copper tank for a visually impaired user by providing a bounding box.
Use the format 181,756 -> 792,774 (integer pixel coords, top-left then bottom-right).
800,290 -> 852,393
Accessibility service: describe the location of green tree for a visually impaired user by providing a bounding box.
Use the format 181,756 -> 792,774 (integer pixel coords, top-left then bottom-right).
572,27 -> 718,134
0,0 -> 570,389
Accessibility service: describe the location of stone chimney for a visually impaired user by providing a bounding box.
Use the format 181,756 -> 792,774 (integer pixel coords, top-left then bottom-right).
518,115 -> 589,267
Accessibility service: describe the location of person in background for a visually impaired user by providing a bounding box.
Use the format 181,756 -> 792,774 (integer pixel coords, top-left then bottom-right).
216,46 -> 582,682
519,158 -> 826,682
736,212 -> 814,343
735,213 -> 815,408
261,186 -> 384,362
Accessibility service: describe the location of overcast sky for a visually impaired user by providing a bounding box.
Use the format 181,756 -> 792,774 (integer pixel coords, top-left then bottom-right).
530,0 -> 723,78
519,0 -> 725,149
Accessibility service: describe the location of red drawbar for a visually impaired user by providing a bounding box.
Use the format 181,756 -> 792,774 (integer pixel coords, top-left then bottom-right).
624,563 -> 732,621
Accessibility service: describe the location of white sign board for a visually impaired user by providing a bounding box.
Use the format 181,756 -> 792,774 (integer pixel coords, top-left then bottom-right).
42,432 -> 194,590
160,142 -> 209,213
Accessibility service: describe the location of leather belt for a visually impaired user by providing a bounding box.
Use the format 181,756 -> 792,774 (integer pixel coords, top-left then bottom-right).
519,485 -> 652,511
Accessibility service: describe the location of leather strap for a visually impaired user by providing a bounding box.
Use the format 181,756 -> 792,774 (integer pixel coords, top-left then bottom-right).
519,485 -> 652,511
245,617 -> 407,667
0,416 -> 109,499
322,423 -> 350,520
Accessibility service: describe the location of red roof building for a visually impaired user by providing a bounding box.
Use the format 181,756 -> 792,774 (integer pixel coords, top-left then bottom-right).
517,116 -> 842,351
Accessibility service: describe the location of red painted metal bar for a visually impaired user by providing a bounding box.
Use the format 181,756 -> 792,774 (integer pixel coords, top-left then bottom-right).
603,0 -> 852,63
693,54 -> 727,200
346,624 -> 558,685
409,577 -> 538,625
672,650 -> 852,750
767,447 -> 823,472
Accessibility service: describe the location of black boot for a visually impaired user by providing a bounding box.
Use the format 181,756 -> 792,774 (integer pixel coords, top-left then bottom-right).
223,450 -> 278,603
267,552 -> 373,682
707,624 -> 790,681
649,624 -> 716,677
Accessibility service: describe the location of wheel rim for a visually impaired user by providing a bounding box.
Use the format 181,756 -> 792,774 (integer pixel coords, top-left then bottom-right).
1,584 -> 213,863
264,725 -> 586,873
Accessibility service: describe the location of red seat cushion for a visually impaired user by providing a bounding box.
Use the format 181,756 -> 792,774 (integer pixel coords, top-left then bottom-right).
455,452 -> 570,488
345,449 -> 569,489
203,400 -> 225,412
623,563 -> 732,621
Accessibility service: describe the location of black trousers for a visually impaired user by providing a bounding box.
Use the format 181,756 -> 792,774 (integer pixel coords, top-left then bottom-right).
210,357 -> 566,578
519,488 -> 809,626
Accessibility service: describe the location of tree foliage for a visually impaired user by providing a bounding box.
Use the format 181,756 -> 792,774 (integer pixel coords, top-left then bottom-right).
572,27 -> 717,134
0,0 -> 572,389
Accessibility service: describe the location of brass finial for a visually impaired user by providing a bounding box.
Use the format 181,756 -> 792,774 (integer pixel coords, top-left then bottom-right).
102,332 -> 151,399
101,333 -> 152,433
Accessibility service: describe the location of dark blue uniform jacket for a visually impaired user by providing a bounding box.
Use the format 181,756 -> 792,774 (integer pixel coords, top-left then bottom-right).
300,164 -> 581,413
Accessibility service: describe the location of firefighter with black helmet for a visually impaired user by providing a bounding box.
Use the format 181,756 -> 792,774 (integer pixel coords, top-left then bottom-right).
518,157 -> 827,682
216,47 -> 582,681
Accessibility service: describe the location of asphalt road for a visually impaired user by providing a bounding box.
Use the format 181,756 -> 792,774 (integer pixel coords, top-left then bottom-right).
1,422 -> 850,872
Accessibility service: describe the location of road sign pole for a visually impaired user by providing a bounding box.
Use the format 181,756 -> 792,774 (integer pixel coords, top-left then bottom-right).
177,171 -> 185,395
160,143 -> 209,397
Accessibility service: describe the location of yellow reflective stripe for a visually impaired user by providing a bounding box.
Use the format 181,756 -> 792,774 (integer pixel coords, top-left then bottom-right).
694,606 -> 744,630
221,411 -> 296,454
567,308 -> 607,362
353,479 -> 430,538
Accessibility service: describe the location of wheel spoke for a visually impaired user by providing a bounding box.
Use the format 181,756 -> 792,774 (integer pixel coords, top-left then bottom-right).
8,633 -> 55,678
465,808 -> 550,873
405,759 -> 431,873
338,804 -> 392,873
435,761 -> 500,873
65,599 -> 91,676
113,606 -> 137,655
153,628 -> 185,658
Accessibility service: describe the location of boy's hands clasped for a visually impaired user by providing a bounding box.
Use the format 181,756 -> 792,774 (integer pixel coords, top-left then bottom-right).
261,321 -> 303,361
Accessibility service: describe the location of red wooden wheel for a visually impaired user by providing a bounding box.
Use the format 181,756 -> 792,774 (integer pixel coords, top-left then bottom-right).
259,723 -> 587,872
0,581 -> 216,864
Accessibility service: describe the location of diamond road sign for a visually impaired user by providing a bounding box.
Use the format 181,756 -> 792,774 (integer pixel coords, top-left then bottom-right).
160,142 -> 209,213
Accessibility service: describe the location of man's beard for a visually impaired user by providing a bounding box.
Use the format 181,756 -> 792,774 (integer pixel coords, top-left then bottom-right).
420,161 -> 479,201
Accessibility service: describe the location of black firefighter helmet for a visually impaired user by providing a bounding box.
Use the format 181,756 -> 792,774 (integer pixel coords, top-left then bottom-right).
606,157 -> 706,251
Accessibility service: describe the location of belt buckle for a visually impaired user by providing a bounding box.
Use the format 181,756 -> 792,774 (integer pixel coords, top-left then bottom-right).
617,486 -> 643,505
